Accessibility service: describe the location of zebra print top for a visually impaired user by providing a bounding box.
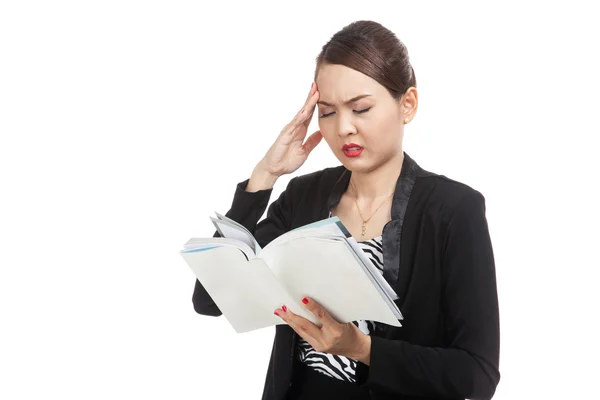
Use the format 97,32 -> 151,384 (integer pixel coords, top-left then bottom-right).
295,211 -> 384,383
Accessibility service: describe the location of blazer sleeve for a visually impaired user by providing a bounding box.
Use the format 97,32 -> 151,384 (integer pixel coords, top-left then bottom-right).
355,191 -> 501,400
192,177 -> 297,316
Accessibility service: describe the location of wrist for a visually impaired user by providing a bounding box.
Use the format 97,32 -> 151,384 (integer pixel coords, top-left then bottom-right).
246,162 -> 279,192
349,333 -> 371,365
358,334 -> 371,365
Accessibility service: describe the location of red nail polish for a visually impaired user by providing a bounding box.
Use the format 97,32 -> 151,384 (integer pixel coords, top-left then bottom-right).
282,305 -> 287,312
302,297 -> 309,304
274,311 -> 279,316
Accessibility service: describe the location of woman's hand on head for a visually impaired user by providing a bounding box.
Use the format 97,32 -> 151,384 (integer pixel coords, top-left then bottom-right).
259,82 -> 323,177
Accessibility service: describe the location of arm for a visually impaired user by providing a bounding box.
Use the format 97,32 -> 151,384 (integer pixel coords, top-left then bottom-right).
355,191 -> 501,399
192,169 -> 297,316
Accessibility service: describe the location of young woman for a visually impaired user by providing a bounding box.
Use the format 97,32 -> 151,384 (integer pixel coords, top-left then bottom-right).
193,20 -> 500,400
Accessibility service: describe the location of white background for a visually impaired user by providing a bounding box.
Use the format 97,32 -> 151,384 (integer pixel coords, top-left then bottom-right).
1,1 -> 598,399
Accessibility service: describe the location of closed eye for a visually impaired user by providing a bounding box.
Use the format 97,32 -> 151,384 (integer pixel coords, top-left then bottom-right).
319,107 -> 372,118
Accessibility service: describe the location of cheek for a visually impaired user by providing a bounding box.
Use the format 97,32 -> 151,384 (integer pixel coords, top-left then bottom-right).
361,119 -> 401,148
373,114 -> 401,136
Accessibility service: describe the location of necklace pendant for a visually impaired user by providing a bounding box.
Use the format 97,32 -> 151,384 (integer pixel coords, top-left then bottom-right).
361,221 -> 367,236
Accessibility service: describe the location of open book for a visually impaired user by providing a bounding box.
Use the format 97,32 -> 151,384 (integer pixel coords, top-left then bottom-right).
181,212 -> 403,333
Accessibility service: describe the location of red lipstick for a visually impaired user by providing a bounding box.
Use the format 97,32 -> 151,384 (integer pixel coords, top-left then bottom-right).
342,143 -> 364,157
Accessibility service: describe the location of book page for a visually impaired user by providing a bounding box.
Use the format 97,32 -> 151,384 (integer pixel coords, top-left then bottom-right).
181,246 -> 318,333
261,216 -> 401,313
261,220 -> 345,253
183,237 -> 256,261
344,236 -> 401,304
259,237 -> 401,327
339,239 -> 403,320
212,212 -> 261,254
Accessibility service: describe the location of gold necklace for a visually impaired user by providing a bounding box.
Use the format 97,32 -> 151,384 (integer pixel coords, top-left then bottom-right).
349,179 -> 395,236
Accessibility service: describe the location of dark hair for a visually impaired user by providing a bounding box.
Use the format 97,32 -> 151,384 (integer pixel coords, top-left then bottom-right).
314,20 -> 416,101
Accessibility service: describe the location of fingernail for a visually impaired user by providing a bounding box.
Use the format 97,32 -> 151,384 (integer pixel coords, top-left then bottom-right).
302,297 -> 309,304
282,305 -> 287,312
274,311 -> 280,316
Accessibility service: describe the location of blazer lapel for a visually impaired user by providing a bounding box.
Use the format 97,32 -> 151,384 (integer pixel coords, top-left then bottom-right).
325,152 -> 419,308
383,153 -> 418,307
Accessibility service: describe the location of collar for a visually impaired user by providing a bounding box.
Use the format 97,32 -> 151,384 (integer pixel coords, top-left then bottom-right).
325,152 -> 419,294
326,152 -> 418,219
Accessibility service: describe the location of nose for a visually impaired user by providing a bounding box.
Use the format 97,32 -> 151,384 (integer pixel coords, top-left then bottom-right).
336,113 -> 358,138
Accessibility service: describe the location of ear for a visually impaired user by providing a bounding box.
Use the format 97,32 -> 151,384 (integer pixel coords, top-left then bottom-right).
400,87 -> 418,122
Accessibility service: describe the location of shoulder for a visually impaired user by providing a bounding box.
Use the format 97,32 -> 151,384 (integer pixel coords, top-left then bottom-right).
413,165 -> 486,220
286,165 -> 346,191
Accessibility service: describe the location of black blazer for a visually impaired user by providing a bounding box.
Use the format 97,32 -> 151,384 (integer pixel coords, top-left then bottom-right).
192,153 -> 501,400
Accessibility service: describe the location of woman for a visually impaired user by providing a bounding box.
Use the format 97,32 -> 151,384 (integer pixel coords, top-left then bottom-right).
192,20 -> 500,400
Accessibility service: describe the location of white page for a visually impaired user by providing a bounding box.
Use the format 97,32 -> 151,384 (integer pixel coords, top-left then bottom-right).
183,237 -> 256,261
345,235 -> 401,303
262,218 -> 401,312
214,212 -> 261,253
259,237 -> 402,327
262,224 -> 345,252
210,216 -> 261,254
180,246 -> 317,333
338,239 -> 403,320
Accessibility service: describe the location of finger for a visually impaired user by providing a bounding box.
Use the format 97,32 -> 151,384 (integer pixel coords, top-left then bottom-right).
275,305 -> 323,340
291,324 -> 320,351
302,130 -> 323,155
280,112 -> 307,140
301,297 -> 339,327
305,82 -> 316,102
290,83 -> 316,128
281,89 -> 319,138
302,89 -> 319,128
292,90 -> 319,128
278,108 -> 306,139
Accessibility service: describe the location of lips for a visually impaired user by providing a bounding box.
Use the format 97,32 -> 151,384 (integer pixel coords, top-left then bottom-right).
342,143 -> 364,157
342,143 -> 363,151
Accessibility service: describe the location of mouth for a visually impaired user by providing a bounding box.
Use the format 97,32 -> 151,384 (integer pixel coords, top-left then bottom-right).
342,143 -> 364,151
342,144 -> 364,157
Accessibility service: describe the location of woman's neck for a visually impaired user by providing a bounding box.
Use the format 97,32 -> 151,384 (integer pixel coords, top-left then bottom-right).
349,152 -> 404,200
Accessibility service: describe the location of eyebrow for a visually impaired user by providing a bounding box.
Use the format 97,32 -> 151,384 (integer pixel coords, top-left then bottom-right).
317,94 -> 372,107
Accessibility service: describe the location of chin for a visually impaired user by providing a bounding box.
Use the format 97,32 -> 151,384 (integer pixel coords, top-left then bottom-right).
337,153 -> 398,174
338,158 -> 375,173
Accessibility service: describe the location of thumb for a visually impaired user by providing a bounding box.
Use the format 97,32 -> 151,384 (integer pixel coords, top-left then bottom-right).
302,130 -> 323,155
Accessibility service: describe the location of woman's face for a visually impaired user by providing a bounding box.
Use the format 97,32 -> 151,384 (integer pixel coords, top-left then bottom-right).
315,63 -> 416,173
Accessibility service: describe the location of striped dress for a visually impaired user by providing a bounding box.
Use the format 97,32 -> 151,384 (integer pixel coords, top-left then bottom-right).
295,221 -> 384,383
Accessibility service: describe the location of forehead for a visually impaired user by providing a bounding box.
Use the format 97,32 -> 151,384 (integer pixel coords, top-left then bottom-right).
315,64 -> 385,104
